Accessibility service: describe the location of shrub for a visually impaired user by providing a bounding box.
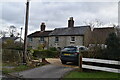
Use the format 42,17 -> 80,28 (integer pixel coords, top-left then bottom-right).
49,47 -> 57,51
2,39 -> 24,50
32,49 -> 59,58
102,33 -> 120,60
81,46 -> 119,61
2,49 -> 22,63
82,51 -> 101,58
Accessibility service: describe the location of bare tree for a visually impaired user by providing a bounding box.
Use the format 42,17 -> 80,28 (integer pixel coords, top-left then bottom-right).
0,25 -> 21,38
0,31 -> 8,37
83,19 -> 103,31
9,25 -> 17,37
115,25 -> 120,37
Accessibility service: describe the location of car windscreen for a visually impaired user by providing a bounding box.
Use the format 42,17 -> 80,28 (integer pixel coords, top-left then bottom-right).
62,47 -> 77,52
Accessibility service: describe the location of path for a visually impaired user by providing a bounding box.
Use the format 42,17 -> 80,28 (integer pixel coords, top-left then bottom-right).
10,64 -> 75,79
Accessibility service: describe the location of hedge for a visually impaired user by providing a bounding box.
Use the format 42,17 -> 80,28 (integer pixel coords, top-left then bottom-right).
2,49 -> 23,63
32,49 -> 59,58
81,49 -> 119,61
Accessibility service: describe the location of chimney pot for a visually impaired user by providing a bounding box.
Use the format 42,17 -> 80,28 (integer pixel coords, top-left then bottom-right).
68,17 -> 74,28
41,22 -> 46,31
70,17 -> 73,20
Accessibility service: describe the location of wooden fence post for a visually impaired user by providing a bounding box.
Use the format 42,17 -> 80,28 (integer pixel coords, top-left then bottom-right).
79,53 -> 82,71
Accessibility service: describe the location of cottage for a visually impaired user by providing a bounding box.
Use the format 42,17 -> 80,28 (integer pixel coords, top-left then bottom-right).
49,17 -> 91,48
27,23 -> 52,49
27,17 -> 116,49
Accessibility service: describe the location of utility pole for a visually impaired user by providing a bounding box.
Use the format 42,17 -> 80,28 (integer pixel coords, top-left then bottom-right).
23,0 -> 30,64
20,27 -> 23,46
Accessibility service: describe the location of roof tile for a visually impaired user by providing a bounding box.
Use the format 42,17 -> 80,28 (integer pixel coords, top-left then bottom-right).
27,31 -> 52,37
49,26 -> 90,36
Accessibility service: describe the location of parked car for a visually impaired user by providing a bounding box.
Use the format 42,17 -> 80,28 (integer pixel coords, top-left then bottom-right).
60,46 -> 87,64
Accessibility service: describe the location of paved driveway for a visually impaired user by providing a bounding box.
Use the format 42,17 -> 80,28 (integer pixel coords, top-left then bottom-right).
11,64 -> 74,79
46,58 -> 79,68
10,58 -> 77,79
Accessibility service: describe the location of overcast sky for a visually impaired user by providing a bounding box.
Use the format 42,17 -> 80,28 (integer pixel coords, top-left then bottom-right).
0,0 -> 119,38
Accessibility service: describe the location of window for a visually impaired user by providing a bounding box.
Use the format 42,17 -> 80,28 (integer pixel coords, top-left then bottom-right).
40,37 -> 44,42
71,36 -> 75,42
62,46 -> 77,52
55,37 -> 59,42
79,47 -> 85,50
29,38 -> 33,42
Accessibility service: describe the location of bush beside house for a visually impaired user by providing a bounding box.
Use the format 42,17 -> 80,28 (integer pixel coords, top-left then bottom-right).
32,47 -> 59,58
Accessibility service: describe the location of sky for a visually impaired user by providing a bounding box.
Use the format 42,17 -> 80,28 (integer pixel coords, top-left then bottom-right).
0,0 -> 119,39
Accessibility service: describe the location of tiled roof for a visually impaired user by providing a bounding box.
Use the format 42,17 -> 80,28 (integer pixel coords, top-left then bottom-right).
49,26 -> 90,36
27,31 -> 52,37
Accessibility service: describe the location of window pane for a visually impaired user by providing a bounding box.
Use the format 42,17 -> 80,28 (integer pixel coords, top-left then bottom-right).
55,37 -> 59,42
40,37 -> 44,41
29,38 -> 32,42
62,47 -> 77,52
71,37 -> 75,41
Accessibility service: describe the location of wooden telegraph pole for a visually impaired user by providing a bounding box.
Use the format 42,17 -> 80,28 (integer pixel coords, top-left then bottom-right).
20,27 -> 23,45
23,0 -> 30,64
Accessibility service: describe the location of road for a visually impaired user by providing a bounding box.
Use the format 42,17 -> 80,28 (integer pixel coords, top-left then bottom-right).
10,58 -> 78,79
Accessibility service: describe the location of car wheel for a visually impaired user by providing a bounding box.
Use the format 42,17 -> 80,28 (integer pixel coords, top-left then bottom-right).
61,61 -> 66,64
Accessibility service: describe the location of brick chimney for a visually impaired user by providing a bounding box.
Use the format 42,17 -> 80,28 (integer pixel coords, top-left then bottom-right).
68,17 -> 74,28
41,22 -> 46,31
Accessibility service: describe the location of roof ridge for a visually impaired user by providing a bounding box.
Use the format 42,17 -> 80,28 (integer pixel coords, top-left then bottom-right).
94,27 -> 114,29
55,26 -> 90,29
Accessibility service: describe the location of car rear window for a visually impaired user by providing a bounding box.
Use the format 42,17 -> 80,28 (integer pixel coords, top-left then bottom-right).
62,47 -> 77,52
79,47 -> 85,50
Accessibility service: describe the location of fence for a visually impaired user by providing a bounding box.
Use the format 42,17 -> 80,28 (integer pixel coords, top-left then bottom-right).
80,57 -> 120,73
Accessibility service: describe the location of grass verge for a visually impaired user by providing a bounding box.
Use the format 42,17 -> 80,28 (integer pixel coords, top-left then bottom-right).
2,65 -> 31,74
2,62 -> 46,75
63,69 -> 120,80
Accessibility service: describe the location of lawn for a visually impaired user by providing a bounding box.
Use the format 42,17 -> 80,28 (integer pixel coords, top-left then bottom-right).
63,69 -> 120,80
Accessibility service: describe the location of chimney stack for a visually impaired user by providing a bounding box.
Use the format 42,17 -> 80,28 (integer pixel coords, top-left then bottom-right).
68,17 -> 74,28
41,22 -> 46,31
